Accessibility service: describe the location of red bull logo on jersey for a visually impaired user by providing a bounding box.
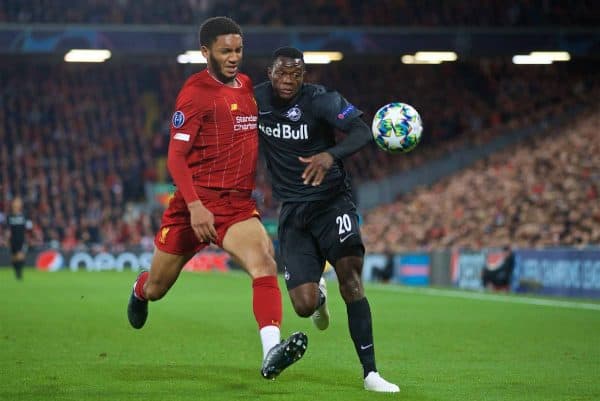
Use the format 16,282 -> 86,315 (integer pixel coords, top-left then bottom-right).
259,122 -> 308,140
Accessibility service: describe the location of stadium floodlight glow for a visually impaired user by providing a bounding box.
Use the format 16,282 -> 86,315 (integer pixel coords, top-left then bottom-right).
401,55 -> 442,64
512,51 -> 571,64
64,49 -> 111,63
177,51 -> 207,64
303,51 -> 343,64
414,51 -> 458,62
402,52 -> 457,64
530,51 -> 571,61
512,55 -> 552,64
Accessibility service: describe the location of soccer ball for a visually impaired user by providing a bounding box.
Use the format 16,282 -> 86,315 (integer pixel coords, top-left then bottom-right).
371,102 -> 423,153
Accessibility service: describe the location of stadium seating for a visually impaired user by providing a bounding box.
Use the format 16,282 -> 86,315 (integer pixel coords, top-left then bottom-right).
1,0 -> 597,26
362,108 -> 600,252
0,58 -> 598,249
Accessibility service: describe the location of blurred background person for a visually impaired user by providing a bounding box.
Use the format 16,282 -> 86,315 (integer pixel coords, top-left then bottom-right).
6,196 -> 32,280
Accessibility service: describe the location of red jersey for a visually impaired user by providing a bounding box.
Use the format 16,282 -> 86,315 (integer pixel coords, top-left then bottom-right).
167,69 -> 258,204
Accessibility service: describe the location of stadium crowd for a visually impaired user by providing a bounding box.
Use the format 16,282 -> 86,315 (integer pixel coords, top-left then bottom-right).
362,108 -> 600,252
0,62 -> 162,252
321,60 -> 598,185
0,59 -> 598,251
1,0 -> 597,26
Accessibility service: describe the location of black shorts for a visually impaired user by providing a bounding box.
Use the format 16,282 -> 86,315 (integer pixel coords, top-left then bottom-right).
10,241 -> 27,255
278,192 -> 364,290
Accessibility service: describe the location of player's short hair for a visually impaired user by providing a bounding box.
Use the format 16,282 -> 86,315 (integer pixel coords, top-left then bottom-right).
271,47 -> 305,65
199,17 -> 242,48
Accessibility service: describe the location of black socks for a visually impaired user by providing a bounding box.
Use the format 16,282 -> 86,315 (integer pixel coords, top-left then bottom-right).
346,297 -> 377,377
13,260 -> 24,280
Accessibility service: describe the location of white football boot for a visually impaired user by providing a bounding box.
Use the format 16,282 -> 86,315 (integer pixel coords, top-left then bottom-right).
311,277 -> 330,330
364,372 -> 400,392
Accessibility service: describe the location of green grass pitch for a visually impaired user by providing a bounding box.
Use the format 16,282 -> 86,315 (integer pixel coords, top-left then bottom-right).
1,269 -> 599,401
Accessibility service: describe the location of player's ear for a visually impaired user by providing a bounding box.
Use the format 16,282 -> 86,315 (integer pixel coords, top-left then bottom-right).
267,67 -> 273,78
200,45 -> 209,59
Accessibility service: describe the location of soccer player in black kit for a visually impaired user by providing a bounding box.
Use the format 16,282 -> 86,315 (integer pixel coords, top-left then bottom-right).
7,197 -> 31,280
255,47 -> 399,392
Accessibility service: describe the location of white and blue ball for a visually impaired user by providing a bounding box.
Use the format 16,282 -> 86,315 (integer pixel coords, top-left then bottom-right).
371,102 -> 423,154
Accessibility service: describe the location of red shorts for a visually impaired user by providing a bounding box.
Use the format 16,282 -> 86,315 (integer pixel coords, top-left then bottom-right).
154,187 -> 260,255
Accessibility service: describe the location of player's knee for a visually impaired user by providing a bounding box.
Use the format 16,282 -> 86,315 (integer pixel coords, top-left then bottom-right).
338,274 -> 364,303
291,294 -> 319,318
335,254 -> 364,302
247,252 -> 277,277
294,302 -> 316,318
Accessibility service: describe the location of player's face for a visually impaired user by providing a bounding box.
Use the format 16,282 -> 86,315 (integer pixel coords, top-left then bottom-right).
268,57 -> 305,101
202,34 -> 243,84
11,197 -> 22,213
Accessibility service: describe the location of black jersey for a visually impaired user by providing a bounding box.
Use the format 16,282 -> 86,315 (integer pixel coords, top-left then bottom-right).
8,213 -> 30,246
255,82 -> 363,202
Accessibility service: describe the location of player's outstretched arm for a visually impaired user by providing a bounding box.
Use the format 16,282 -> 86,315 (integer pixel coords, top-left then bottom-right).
327,118 -> 373,160
299,118 -> 372,186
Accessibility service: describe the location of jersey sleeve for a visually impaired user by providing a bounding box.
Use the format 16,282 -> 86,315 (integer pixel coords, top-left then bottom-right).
167,84 -> 204,204
313,89 -> 363,131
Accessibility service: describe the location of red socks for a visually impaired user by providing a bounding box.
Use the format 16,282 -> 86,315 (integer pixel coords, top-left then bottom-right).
133,272 -> 280,326
134,271 -> 149,301
252,276 -> 282,329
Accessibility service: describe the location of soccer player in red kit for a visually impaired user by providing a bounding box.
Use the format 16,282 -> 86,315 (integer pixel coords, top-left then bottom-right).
126,17 -> 307,380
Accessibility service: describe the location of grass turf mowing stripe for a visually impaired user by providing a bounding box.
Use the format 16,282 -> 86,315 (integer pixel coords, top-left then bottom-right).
369,284 -> 600,311
2,269 -> 599,401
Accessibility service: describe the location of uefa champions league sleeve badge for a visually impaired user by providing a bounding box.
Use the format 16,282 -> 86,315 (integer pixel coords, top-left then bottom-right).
172,110 -> 185,128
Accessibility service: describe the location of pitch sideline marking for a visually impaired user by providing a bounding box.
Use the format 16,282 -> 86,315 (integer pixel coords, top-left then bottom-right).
370,285 -> 600,311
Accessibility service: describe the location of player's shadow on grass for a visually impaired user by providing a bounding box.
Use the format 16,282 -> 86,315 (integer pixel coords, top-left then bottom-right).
117,363 -> 356,391
119,364 -> 204,381
117,364 -> 291,392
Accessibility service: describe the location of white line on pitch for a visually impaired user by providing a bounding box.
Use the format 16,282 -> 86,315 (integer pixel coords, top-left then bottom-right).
369,285 -> 600,311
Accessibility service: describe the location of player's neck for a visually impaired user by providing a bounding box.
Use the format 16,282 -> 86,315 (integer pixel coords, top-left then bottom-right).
272,94 -> 295,108
207,69 -> 241,88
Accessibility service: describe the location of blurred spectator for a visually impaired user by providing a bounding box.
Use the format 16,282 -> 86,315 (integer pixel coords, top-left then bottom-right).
1,57 -> 598,251
481,245 -> 515,291
1,0 -> 598,26
362,107 -> 600,251
0,0 -> 197,24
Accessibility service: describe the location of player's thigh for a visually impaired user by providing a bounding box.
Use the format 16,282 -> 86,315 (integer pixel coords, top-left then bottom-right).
11,243 -> 26,261
12,251 -> 25,262
312,193 -> 365,266
147,248 -> 195,289
222,217 -> 276,278
279,219 -> 325,291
